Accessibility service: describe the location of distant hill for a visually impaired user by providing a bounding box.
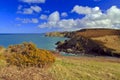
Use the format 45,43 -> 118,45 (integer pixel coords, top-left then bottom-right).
75,28 -> 120,38
45,28 -> 120,38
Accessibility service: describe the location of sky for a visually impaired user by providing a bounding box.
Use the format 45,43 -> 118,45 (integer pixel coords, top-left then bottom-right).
0,0 -> 120,33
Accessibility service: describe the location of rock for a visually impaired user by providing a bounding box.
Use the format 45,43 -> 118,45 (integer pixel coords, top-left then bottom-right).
66,49 -> 73,53
56,36 -> 114,56
55,41 -> 64,45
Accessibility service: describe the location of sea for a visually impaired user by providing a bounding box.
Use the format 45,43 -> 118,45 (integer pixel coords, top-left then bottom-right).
0,34 -> 67,50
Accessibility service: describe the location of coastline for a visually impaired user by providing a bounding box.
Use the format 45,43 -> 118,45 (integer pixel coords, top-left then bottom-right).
45,28 -> 120,58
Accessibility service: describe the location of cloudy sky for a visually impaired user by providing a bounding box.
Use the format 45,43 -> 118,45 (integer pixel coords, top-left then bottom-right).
0,0 -> 120,33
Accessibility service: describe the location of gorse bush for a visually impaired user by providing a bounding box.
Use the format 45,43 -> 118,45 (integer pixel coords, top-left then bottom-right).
6,42 -> 55,67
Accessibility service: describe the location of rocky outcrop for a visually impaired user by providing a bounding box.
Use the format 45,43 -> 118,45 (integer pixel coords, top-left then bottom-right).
56,36 -> 120,57
45,28 -> 120,57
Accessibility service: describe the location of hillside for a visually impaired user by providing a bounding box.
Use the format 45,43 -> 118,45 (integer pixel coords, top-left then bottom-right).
1,54 -> 120,80
75,28 -> 120,38
91,35 -> 120,54
0,40 -> 120,80
45,28 -> 120,38
54,28 -> 120,57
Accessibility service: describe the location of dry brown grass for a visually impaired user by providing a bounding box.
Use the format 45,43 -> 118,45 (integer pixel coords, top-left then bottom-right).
0,66 -> 54,80
92,35 -> 120,53
48,56 -> 120,80
75,29 -> 120,38
0,55 -> 120,80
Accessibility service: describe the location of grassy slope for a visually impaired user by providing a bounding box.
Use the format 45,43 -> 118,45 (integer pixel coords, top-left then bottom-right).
0,55 -> 120,80
0,48 -> 6,68
0,66 -> 54,80
75,29 -> 120,38
48,56 -> 120,80
74,29 -> 120,55
92,35 -> 120,53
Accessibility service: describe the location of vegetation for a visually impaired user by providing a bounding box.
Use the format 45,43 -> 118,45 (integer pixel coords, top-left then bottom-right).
45,32 -> 66,37
55,29 -> 120,57
75,28 -> 120,38
0,47 -> 6,68
0,53 -> 6,68
0,55 -> 120,80
0,28 -> 120,80
48,56 -> 120,80
45,28 -> 120,38
0,66 -> 53,80
92,35 -> 120,54
5,42 -> 55,67
45,31 -> 74,38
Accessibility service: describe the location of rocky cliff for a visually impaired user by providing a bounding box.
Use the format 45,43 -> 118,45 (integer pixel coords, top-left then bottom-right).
46,28 -> 120,57
56,36 -> 120,57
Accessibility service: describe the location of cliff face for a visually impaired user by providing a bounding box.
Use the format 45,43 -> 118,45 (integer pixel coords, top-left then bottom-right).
55,28 -> 120,57
56,36 -> 119,56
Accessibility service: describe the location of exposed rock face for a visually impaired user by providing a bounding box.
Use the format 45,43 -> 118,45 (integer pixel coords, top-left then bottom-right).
57,36 -> 103,55
56,36 -> 120,57
45,28 -> 120,57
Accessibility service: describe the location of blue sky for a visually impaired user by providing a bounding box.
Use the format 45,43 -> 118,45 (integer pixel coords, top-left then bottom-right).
0,0 -> 120,33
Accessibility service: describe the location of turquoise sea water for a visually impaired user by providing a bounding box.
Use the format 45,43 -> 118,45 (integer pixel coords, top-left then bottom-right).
0,34 -> 67,50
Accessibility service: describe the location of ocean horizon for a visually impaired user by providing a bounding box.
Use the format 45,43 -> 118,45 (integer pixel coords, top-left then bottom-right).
0,34 -> 67,50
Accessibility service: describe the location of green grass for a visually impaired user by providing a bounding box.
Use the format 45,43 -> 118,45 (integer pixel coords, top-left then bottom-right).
48,57 -> 120,80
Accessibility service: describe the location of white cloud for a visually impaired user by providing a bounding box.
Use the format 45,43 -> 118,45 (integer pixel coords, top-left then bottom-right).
107,6 -> 120,24
40,14 -> 48,20
16,18 -> 39,23
20,0 -> 46,3
22,8 -> 33,14
30,6 -> 42,13
38,6 -> 120,31
38,11 -> 60,28
38,11 -> 79,30
61,12 -> 68,17
48,11 -> 60,22
72,5 -> 101,15
17,6 -> 42,14
57,19 -> 78,29
32,18 -> 39,23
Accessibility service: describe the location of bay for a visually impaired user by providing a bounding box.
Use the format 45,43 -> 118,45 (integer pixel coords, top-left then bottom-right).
0,34 -> 67,50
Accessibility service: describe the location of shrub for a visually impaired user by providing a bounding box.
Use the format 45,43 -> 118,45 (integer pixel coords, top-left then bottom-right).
6,42 -> 55,67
